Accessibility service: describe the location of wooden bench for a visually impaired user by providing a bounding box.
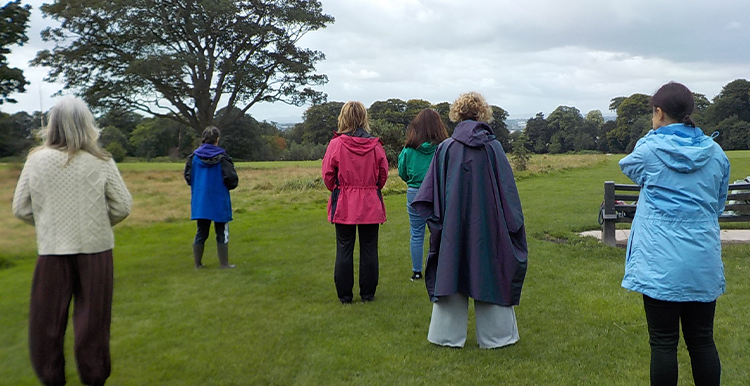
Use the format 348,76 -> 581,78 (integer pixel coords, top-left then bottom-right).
600,181 -> 750,247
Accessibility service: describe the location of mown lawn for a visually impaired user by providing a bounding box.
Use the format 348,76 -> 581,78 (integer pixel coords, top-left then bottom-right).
1,153 -> 749,385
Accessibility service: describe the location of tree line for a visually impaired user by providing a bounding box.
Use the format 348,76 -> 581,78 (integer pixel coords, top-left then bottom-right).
1,2 -> 749,163
2,78 -> 750,163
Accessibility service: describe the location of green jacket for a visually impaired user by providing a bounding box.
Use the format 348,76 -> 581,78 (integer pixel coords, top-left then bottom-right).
398,142 -> 438,188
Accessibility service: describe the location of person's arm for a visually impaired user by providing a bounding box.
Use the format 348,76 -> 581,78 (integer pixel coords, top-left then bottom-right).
221,155 -> 239,190
322,140 -> 339,192
12,162 -> 34,225
376,142 -> 389,189
184,154 -> 193,186
619,139 -> 648,186
397,147 -> 409,183
717,158 -> 731,214
105,159 -> 132,226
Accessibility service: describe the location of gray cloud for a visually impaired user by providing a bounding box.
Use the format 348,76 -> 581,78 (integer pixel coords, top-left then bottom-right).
3,0 -> 750,122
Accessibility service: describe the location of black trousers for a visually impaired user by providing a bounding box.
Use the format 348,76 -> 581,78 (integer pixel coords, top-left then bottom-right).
642,295 -> 721,386
29,251 -> 113,386
334,224 -> 379,302
194,219 -> 228,245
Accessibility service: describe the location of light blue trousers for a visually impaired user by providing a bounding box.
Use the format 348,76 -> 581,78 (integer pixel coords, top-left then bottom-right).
428,293 -> 519,349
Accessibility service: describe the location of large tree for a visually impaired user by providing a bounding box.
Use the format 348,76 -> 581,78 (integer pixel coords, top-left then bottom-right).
33,0 -> 334,133
299,101 -> 343,145
0,0 -> 31,105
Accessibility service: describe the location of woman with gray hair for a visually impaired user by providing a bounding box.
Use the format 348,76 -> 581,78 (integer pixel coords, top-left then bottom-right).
413,92 -> 527,349
13,97 -> 132,386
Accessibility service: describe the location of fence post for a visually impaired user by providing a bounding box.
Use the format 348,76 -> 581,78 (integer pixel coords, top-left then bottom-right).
602,181 -> 617,247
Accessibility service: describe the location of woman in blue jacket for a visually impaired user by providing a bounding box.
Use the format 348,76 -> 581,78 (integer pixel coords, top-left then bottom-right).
619,82 -> 729,386
184,126 -> 239,269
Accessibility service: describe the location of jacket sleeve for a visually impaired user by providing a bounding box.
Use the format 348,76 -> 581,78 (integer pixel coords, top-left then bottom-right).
619,139 -> 648,186
12,161 -> 34,225
105,159 -> 132,226
184,154 -> 193,186
376,142 -> 389,189
397,147 -> 408,182
221,156 -> 239,190
717,157 -> 731,214
322,140 -> 339,192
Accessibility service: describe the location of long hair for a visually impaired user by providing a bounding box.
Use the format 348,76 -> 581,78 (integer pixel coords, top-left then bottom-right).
651,82 -> 696,128
35,97 -> 110,162
449,91 -> 493,123
337,101 -> 370,134
404,109 -> 449,148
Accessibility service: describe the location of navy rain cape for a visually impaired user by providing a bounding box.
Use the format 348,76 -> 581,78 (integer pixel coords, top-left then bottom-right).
412,120 -> 528,306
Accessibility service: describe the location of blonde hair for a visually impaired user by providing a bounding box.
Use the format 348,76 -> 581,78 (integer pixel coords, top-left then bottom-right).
449,92 -> 493,123
35,97 -> 110,162
337,101 -> 370,134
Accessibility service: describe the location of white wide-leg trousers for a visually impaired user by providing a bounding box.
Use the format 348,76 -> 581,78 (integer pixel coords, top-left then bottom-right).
427,293 -> 519,349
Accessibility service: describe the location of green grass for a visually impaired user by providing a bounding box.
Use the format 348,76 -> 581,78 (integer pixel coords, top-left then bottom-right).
117,160 -> 322,172
1,153 -> 749,385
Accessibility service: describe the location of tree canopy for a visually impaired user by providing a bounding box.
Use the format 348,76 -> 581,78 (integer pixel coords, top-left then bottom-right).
0,0 -> 31,105
33,0 -> 334,133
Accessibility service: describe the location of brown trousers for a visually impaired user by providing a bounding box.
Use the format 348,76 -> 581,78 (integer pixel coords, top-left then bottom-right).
29,251 -> 113,386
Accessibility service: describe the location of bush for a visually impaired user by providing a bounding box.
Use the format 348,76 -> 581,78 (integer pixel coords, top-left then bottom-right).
282,142 -> 327,161
105,142 -> 128,162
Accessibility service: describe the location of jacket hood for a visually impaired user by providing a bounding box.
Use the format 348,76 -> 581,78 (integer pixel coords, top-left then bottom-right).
194,144 -> 226,159
645,124 -> 718,173
334,128 -> 382,156
451,120 -> 495,148
416,141 -> 438,155
193,144 -> 227,165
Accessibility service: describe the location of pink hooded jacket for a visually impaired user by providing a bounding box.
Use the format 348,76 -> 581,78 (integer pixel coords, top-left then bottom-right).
322,129 -> 388,224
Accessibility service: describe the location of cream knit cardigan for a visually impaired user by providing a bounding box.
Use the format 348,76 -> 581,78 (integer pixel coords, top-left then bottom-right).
12,148 -> 132,255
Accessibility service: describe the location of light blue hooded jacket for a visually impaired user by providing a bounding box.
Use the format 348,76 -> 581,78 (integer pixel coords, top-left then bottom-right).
619,123 -> 730,302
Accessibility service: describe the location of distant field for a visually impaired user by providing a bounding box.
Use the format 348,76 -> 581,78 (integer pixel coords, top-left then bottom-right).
1,152 -> 748,385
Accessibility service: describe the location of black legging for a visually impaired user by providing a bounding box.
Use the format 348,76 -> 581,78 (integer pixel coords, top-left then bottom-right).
334,223 -> 379,302
642,295 -> 721,386
194,219 -> 228,245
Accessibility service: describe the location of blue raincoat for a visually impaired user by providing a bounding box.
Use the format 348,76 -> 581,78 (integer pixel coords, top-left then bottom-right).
184,144 -> 238,223
619,123 -> 730,302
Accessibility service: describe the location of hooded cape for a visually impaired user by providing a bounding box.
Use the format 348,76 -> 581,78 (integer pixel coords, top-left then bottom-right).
412,120 -> 528,306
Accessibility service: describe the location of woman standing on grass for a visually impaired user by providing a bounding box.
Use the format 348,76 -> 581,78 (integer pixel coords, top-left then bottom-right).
619,82 -> 729,386
412,92 -> 527,349
398,109 -> 449,281
322,101 -> 389,304
184,126 -> 239,269
12,97 -> 132,386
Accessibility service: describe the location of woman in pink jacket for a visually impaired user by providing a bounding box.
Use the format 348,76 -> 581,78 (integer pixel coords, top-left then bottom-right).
322,101 -> 389,304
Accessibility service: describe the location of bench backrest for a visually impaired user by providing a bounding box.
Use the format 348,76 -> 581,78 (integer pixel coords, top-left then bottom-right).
603,181 -> 750,223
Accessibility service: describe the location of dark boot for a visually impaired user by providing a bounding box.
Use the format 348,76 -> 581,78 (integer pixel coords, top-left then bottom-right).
217,243 -> 235,269
193,244 -> 205,269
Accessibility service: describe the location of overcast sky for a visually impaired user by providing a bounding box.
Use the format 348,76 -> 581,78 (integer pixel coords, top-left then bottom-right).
4,0 -> 750,122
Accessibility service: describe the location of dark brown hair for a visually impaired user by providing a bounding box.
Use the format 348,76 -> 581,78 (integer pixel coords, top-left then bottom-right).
202,126 -> 221,144
405,109 -> 450,149
651,82 -> 696,127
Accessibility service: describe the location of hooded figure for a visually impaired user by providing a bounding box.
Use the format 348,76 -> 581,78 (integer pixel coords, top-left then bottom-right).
323,127 -> 388,224
413,120 -> 527,307
398,108 -> 451,281
619,81 -> 729,386
412,92 -> 527,349
184,126 -> 239,269
322,101 -> 388,304
619,123 -> 730,302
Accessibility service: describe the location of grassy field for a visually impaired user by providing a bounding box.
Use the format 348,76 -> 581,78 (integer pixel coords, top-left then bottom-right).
1,153 -> 749,385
